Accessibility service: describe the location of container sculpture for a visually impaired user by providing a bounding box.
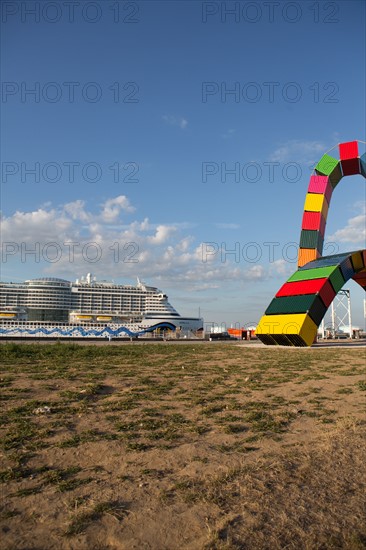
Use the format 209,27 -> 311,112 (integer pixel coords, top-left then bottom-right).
256,141 -> 366,346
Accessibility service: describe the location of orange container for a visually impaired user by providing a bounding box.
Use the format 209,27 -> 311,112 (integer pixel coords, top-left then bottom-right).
298,248 -> 320,268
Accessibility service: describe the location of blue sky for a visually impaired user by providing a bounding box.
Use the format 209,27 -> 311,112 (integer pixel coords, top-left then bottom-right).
1,0 -> 365,329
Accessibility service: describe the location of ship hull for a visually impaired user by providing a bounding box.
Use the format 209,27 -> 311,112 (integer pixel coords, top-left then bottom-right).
0,316 -> 204,339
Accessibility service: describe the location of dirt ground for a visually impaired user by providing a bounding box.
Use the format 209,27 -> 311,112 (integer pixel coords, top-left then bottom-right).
0,342 -> 365,549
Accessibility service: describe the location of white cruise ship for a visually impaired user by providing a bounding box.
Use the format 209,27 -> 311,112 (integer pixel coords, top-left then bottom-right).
0,274 -> 203,338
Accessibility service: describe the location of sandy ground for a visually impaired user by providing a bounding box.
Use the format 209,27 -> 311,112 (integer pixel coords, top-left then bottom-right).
0,342 -> 365,549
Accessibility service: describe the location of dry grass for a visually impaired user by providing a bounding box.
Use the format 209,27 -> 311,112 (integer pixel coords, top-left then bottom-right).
0,342 -> 365,549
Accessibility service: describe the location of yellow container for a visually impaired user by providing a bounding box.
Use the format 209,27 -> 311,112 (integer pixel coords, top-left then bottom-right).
256,313 -> 317,347
304,193 -> 329,218
0,313 -> 16,318
97,316 -> 112,321
350,251 -> 364,271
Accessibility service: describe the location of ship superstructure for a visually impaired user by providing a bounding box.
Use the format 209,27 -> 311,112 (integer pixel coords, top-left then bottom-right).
0,274 -> 203,338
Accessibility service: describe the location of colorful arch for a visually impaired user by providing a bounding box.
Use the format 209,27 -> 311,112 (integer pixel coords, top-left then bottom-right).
256,140 -> 366,347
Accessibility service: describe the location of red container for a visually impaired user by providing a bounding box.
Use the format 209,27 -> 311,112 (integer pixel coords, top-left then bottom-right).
276,278 -> 336,308
353,271 -> 366,290
277,278 -> 327,297
339,140 -> 358,159
307,175 -> 333,204
317,279 -> 337,307
339,141 -> 360,175
301,211 -> 326,235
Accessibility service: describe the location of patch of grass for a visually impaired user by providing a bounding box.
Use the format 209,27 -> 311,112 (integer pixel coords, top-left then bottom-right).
244,410 -> 287,435
0,468 -> 28,483
58,429 -> 103,448
125,441 -> 150,452
1,420 -> 39,450
10,486 -> 42,497
60,383 -> 107,401
223,423 -> 247,434
336,387 -> 354,394
216,442 -> 258,453
0,376 -> 13,388
201,404 -> 227,415
0,509 -> 20,520
43,466 -> 82,484
58,477 -> 93,492
65,501 -> 128,536
102,398 -> 140,411
8,400 -> 52,419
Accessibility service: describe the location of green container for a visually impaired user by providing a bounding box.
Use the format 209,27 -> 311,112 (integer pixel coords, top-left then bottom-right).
328,268 -> 346,293
315,154 -> 342,188
288,265 -> 338,282
265,295 -> 326,325
299,229 -> 324,251
288,266 -> 345,294
266,294 -> 315,315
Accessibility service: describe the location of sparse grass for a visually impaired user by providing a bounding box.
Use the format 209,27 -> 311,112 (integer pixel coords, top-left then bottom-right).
65,500 -> 128,536
336,387 -> 354,394
0,342 -> 365,549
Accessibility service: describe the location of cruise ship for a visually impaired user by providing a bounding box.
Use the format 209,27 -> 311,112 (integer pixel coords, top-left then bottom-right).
0,274 -> 203,339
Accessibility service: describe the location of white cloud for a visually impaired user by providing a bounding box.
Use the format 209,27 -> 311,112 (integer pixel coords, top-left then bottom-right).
162,115 -> 188,130
269,259 -> 292,277
100,196 -> 135,223
328,204 -> 366,245
269,139 -> 327,167
147,224 -> 176,245
64,200 -> 90,222
1,208 -> 72,242
1,196 -> 293,292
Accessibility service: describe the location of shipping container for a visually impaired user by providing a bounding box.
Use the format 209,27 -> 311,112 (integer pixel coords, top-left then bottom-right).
339,256 -> 355,281
288,265 -> 345,294
350,251 -> 365,271
339,141 -> 360,176
304,193 -> 329,217
298,251 -> 352,270
339,141 -> 358,159
361,152 -> 366,177
317,280 -> 337,307
307,175 -> 333,204
300,229 -> 324,251
276,278 -> 335,308
297,248 -> 319,267
227,328 -> 254,340
315,154 -> 343,188
305,252 -> 361,282
276,278 -> 327,297
353,270 -> 366,290
301,211 -> 326,234
329,268 -> 347,293
265,294 -> 326,325
256,313 -> 317,347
